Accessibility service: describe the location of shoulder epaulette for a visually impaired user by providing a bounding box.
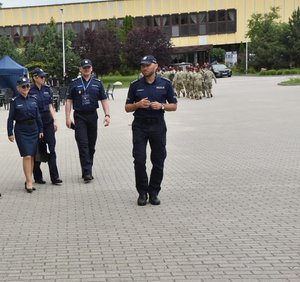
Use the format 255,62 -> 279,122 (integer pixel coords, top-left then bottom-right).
160,76 -> 171,82
130,79 -> 139,85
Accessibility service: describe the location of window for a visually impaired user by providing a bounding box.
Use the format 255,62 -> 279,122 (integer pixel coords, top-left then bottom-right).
162,15 -> 171,36
227,9 -> 237,33
217,10 -> 226,33
179,14 -> 189,36
154,16 -> 160,27
30,25 -> 39,36
91,21 -> 98,30
199,12 -> 207,35
73,22 -> 81,34
145,16 -> 153,27
189,13 -> 199,36
22,26 -> 29,37
83,21 -> 90,31
208,10 -> 217,34
13,26 -> 20,37
39,24 -> 46,34
172,14 -> 179,36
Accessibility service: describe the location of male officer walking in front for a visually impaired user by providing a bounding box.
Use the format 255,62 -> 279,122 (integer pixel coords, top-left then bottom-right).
125,55 -> 177,206
65,59 -> 110,183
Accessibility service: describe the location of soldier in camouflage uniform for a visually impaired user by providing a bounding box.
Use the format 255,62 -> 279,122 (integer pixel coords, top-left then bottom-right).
203,68 -> 217,98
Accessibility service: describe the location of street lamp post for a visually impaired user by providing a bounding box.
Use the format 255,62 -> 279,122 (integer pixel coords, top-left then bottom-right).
60,8 -> 66,79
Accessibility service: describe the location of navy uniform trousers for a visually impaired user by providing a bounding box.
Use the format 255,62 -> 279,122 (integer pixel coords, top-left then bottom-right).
74,110 -> 98,177
33,119 -> 59,182
132,117 -> 167,197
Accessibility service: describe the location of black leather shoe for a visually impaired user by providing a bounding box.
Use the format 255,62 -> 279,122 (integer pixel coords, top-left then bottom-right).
83,174 -> 93,183
137,194 -> 147,206
35,179 -> 46,184
52,179 -> 63,185
149,195 -> 160,205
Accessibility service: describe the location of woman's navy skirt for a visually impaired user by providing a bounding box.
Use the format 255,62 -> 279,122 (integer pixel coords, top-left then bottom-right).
15,121 -> 39,157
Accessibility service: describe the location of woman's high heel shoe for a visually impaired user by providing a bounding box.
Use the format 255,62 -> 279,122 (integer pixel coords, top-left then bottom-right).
24,182 -> 34,193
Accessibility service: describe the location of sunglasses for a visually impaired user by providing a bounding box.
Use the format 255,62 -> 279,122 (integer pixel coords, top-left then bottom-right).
21,84 -> 30,89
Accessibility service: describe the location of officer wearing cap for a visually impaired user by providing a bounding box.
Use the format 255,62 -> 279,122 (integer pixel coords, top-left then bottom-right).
7,77 -> 43,193
29,68 -> 62,185
125,55 -> 177,206
65,59 -> 110,183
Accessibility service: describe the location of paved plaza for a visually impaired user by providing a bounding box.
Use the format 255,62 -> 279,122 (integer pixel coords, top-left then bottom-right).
0,75 -> 299,281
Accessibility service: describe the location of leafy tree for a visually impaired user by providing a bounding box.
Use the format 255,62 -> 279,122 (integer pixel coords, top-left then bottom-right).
286,7 -> 300,67
210,48 -> 226,63
75,28 -> 121,75
247,7 -> 289,70
25,18 -> 79,80
0,35 -> 22,62
123,27 -> 173,69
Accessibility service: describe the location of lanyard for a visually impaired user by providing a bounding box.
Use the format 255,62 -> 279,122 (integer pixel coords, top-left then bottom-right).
80,77 -> 92,93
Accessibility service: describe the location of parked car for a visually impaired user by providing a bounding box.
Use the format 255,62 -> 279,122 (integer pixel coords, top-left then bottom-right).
211,64 -> 232,78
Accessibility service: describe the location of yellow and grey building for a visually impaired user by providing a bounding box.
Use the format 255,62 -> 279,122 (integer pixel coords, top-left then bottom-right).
0,0 -> 299,64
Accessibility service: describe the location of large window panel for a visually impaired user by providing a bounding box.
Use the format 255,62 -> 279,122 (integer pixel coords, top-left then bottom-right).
217,10 -> 226,34
83,21 -> 90,31
179,14 -> 188,36
189,13 -> 199,36
199,12 -> 207,35
30,25 -> 39,36
134,17 -> 144,27
22,26 -> 29,37
171,14 -> 179,37
145,16 -> 153,27
207,10 -> 217,34
154,16 -> 161,27
73,22 -> 81,34
162,15 -> 171,36
227,9 -> 237,33
13,26 -> 20,37
91,21 -> 99,30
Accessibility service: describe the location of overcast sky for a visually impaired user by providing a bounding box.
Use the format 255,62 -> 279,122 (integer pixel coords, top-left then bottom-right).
1,0 -> 104,8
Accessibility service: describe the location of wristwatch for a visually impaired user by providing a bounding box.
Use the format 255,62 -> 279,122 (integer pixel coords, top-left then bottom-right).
161,103 -> 165,110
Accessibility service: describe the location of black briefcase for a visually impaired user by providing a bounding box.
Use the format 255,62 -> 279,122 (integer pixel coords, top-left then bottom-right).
35,139 -> 50,163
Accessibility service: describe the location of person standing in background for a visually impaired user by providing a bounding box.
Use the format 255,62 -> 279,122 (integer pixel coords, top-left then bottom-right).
29,68 -> 62,185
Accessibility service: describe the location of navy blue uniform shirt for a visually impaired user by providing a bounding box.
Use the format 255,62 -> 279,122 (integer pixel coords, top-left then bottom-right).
67,76 -> 107,111
29,84 -> 53,113
7,94 -> 43,136
126,75 -> 177,118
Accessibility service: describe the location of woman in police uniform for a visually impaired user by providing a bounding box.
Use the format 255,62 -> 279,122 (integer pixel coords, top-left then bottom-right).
29,68 -> 62,185
7,77 -> 43,193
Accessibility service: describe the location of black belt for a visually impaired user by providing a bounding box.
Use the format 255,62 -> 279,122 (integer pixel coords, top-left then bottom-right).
75,110 -> 96,115
17,119 -> 35,125
134,117 -> 161,125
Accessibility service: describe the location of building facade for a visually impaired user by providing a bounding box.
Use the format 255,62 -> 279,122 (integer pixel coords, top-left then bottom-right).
0,0 -> 299,64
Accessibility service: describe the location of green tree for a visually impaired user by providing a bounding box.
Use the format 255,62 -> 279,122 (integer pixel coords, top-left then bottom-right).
0,36 -> 21,62
210,48 -> 226,63
287,7 -> 300,67
247,7 -> 289,70
25,18 -> 79,81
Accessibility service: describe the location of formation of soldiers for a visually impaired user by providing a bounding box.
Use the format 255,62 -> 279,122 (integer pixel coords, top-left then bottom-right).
159,65 -> 217,100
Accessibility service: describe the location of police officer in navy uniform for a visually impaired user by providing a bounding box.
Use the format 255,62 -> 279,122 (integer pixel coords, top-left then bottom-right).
125,55 -> 177,206
65,59 -> 110,183
29,68 -> 62,185
7,77 -> 43,193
